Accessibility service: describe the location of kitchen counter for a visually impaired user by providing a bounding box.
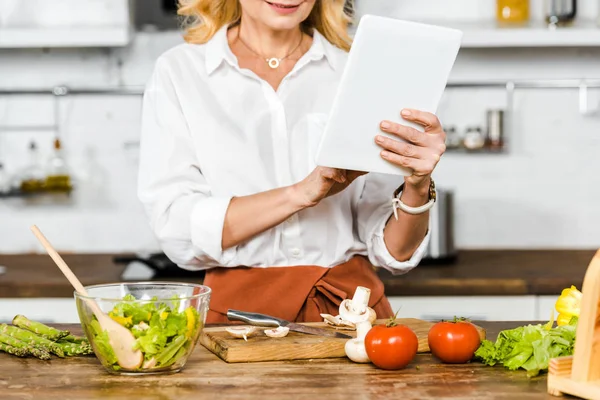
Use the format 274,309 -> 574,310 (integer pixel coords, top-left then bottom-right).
0,250 -> 594,298
0,321 -> 556,400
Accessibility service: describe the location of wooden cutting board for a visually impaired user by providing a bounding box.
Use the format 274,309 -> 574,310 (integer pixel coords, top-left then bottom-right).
199,318 -> 486,363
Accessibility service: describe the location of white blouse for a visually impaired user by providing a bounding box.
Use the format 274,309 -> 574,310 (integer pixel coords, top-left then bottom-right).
138,26 -> 430,275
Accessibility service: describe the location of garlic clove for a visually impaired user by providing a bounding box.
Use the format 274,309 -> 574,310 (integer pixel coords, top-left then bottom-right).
226,326 -> 258,341
264,326 -> 290,338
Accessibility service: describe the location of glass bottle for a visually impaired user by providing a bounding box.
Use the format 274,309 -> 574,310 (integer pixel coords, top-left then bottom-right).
497,0 -> 530,25
45,138 -> 73,193
19,141 -> 46,194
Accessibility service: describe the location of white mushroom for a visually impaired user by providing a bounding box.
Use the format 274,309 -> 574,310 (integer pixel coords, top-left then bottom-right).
321,314 -> 356,330
344,320 -> 372,363
225,326 -> 258,341
339,286 -> 377,324
264,326 -> 290,338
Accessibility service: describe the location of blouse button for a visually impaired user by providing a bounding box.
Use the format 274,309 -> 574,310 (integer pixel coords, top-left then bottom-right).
290,248 -> 301,257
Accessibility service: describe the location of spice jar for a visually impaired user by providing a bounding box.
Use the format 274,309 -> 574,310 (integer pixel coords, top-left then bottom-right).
497,0 -> 530,25
463,126 -> 486,151
444,126 -> 462,150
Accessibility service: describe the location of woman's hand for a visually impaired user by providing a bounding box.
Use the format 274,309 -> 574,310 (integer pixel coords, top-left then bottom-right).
375,109 -> 446,190
292,167 -> 366,208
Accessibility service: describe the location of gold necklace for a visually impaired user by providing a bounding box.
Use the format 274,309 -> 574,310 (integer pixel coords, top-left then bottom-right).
237,30 -> 303,69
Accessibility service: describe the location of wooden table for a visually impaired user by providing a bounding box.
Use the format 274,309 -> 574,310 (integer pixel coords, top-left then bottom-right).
0,250 -> 595,297
0,322 -> 560,400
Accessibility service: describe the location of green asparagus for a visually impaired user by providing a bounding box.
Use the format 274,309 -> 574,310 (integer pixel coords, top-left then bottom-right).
0,324 -> 64,358
12,315 -> 69,341
58,334 -> 88,344
0,342 -> 28,358
57,341 -> 94,356
0,332 -> 51,360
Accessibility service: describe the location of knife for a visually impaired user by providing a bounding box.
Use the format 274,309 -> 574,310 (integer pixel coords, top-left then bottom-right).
226,309 -> 352,339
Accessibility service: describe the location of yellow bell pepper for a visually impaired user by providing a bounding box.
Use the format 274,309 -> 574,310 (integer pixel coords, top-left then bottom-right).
160,310 -> 169,320
555,285 -> 582,326
185,307 -> 195,338
109,314 -> 133,327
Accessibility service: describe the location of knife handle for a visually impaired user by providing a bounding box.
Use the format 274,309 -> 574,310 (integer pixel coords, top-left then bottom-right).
226,309 -> 283,327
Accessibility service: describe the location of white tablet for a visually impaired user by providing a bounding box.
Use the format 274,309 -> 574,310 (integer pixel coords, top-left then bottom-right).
315,15 -> 463,176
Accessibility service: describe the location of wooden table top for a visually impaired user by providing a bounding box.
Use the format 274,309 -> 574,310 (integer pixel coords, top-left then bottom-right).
0,322 -> 557,400
0,250 -> 595,298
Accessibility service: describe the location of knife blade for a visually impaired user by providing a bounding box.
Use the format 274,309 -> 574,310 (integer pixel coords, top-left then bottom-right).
283,322 -> 352,339
227,309 -> 352,339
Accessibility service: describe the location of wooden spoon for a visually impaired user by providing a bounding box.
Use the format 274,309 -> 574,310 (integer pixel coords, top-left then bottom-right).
30,225 -> 143,370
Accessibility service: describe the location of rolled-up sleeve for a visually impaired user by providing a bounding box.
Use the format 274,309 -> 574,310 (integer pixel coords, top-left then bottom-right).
355,173 -> 430,275
138,60 -> 236,270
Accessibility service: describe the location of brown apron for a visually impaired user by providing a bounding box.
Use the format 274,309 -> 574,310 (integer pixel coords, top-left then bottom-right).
203,255 -> 394,324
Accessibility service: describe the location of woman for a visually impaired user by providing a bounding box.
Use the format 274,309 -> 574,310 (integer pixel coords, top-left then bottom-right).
138,0 -> 446,324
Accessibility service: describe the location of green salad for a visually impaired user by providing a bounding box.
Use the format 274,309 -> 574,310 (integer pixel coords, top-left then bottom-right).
88,294 -> 201,371
474,316 -> 578,377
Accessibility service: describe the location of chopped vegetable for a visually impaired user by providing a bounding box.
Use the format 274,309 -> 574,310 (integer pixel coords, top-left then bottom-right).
555,285 -> 582,326
87,295 -> 201,371
474,317 -> 577,377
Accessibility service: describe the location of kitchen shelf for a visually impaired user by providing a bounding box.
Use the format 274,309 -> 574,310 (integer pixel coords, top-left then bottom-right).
457,20 -> 600,48
350,19 -> 600,48
0,26 -> 132,48
445,147 -> 507,154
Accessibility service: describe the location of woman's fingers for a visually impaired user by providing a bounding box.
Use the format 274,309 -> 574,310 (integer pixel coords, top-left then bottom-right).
380,150 -> 437,175
400,109 -> 441,129
380,121 -> 427,146
375,135 -> 424,159
319,167 -> 346,184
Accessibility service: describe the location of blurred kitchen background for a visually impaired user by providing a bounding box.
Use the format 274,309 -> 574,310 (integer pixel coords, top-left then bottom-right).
0,0 -> 598,322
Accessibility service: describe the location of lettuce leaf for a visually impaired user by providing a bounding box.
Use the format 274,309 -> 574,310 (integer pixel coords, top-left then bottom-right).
474,321 -> 577,377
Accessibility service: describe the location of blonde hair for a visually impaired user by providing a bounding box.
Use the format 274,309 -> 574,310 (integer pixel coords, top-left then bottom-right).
178,0 -> 354,51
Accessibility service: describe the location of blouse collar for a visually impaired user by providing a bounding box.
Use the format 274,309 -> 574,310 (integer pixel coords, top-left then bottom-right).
205,25 -> 340,75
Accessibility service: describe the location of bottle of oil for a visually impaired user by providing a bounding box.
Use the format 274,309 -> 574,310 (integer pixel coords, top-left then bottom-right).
497,0 -> 530,25
19,141 -> 46,194
45,138 -> 73,193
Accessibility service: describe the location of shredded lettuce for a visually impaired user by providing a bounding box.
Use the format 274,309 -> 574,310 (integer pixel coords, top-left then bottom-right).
474,317 -> 577,377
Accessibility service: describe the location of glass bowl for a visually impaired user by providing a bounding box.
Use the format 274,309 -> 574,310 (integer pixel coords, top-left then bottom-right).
74,282 -> 211,375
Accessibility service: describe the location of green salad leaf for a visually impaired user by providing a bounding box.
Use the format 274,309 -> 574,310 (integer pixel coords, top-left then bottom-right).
89,319 -> 118,365
474,317 -> 577,377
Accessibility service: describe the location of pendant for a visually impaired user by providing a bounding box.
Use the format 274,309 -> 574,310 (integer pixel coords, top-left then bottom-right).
267,58 -> 280,69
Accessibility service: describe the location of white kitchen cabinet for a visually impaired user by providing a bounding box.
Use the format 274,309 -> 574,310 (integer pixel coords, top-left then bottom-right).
387,296 -> 537,321
0,299 -> 80,324
536,295 -> 560,321
0,0 -> 132,48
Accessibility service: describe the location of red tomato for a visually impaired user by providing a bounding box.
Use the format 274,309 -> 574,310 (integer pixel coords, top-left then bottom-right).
427,320 -> 481,364
364,323 -> 418,370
